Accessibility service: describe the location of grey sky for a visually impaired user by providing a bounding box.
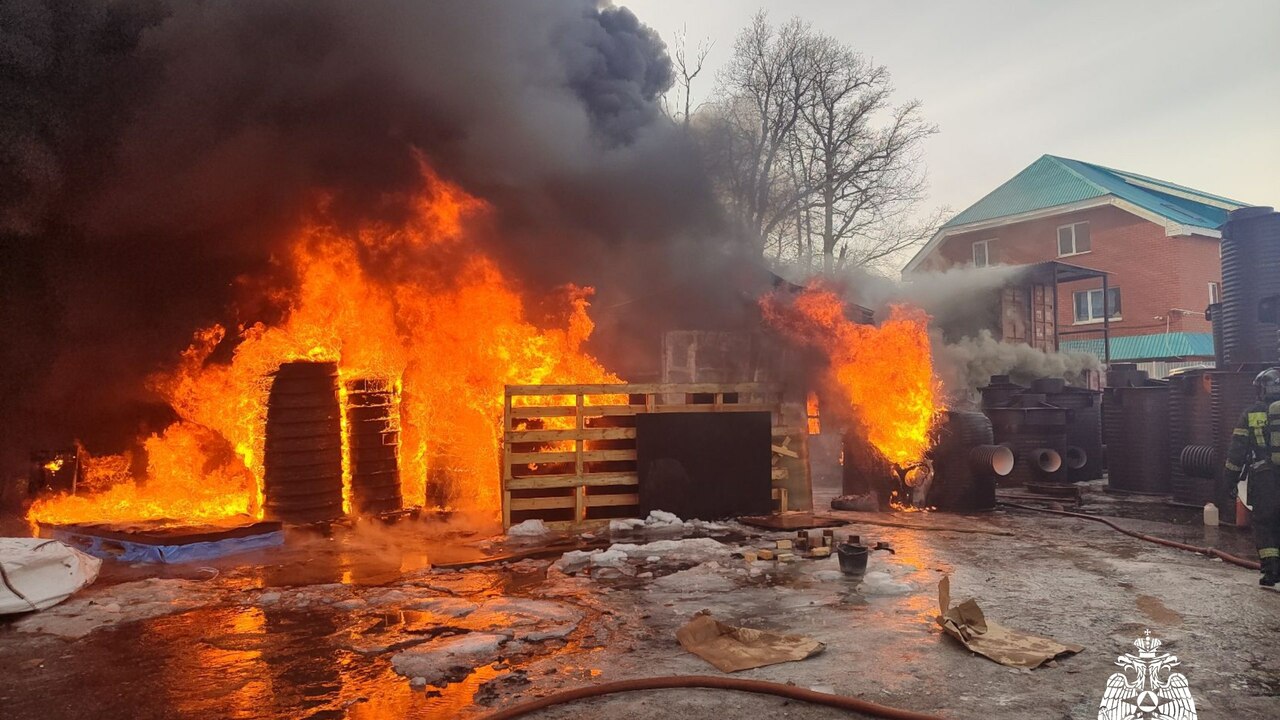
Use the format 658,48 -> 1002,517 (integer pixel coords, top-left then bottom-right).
623,0 -> 1280,254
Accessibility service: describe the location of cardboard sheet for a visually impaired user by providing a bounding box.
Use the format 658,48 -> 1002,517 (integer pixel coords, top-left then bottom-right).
936,576 -> 1082,669
675,614 -> 825,672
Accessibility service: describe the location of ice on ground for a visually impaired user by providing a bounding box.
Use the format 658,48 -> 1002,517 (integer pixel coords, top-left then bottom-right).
407,597 -> 478,617
506,519 -> 552,538
609,518 -> 646,532
552,550 -> 597,574
652,563 -> 738,594
390,633 -> 508,686
11,578 -> 222,639
858,570 -> 914,596
554,537 -> 731,575
609,537 -> 731,562
365,589 -> 412,606
812,570 -> 846,582
591,549 -> 629,567
466,598 -> 584,643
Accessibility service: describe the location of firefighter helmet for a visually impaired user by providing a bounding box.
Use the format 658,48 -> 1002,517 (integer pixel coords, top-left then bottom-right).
1254,367 -> 1280,401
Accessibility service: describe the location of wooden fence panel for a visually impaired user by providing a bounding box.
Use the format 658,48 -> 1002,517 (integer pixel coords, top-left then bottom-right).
502,382 -> 801,529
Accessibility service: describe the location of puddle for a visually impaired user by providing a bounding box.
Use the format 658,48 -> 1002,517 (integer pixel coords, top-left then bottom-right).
1135,595 -> 1184,625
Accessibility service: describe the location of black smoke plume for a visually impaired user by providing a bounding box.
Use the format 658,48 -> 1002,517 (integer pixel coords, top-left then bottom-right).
0,0 -> 740,475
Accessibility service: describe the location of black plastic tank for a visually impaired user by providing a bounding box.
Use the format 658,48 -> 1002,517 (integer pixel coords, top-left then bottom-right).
1103,383 -> 1170,494
1030,378 -> 1102,482
345,378 -> 403,515
1168,368 -> 1215,506
840,432 -> 897,509
1208,368 -> 1265,520
926,411 -> 1012,512
984,394 -> 1070,488
1220,207 -> 1280,365
979,375 -> 1025,410
1106,363 -> 1149,388
263,361 -> 345,523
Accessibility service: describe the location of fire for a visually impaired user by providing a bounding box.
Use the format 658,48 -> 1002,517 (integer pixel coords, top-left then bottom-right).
29,165 -> 616,527
762,288 -> 942,467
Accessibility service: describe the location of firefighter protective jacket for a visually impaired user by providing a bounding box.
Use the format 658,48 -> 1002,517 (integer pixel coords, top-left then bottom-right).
1225,399 -> 1280,479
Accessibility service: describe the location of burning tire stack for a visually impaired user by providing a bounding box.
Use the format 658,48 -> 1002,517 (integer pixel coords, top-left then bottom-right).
345,378 -> 404,515
263,361 -> 346,523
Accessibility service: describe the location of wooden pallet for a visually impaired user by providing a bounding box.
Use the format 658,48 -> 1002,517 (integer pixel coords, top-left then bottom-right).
502,383 -> 789,530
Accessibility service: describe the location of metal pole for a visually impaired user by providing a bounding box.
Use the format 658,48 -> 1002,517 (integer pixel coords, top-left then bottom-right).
1052,266 -> 1060,351
1102,274 -> 1111,365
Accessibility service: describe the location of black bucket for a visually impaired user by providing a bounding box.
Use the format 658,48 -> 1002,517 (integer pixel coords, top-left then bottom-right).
836,543 -> 869,576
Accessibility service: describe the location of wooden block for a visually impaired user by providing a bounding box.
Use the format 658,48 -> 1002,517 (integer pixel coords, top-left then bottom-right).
771,444 -> 799,458
741,550 -> 758,563
757,549 -> 775,561
774,539 -> 793,550
808,547 -> 832,559
776,552 -> 796,563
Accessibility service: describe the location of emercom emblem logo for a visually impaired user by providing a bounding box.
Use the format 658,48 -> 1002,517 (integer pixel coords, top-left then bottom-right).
1098,630 -> 1197,720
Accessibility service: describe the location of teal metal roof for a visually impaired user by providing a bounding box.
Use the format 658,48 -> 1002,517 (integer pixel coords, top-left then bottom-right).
942,155 -> 1248,231
1060,332 -> 1215,362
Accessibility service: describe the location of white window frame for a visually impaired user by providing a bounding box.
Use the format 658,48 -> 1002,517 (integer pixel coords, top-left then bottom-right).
972,239 -> 992,267
1209,281 -> 1220,305
1057,221 -> 1091,257
1073,287 -> 1121,324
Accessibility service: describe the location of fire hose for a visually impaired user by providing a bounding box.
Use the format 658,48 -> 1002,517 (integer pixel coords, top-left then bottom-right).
999,501 -> 1260,571
476,675 -> 945,720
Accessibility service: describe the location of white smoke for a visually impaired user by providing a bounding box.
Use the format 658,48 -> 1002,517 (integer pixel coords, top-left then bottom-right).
935,329 -> 1101,407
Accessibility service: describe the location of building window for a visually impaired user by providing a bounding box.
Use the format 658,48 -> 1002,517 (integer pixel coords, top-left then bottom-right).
1057,222 -> 1091,256
972,239 -> 992,267
1074,287 -> 1121,322
1209,281 -> 1220,305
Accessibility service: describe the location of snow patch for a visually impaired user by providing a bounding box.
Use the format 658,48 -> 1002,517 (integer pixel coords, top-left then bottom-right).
506,519 -> 552,538
390,633 -> 508,686
645,510 -> 684,528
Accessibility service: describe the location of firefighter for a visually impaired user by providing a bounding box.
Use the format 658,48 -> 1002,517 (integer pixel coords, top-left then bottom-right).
1225,367 -> 1280,587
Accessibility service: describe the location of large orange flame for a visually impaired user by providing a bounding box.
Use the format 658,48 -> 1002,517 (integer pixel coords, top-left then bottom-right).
762,288 -> 942,467
28,166 -> 617,527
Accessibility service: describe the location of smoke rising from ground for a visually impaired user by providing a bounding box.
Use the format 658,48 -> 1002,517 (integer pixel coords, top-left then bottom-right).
1,0 -> 739,471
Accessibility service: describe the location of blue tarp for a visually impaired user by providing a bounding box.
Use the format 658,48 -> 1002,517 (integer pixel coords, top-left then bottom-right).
49,527 -> 284,564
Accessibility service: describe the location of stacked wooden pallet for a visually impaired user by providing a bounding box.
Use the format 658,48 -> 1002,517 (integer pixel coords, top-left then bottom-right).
502,382 -> 801,530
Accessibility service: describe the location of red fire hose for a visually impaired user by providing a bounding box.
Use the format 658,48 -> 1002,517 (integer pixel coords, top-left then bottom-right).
477,675 -> 945,720
999,501 -> 1260,571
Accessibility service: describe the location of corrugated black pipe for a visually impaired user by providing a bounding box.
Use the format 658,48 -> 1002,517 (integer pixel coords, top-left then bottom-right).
969,445 -> 1014,477
1030,448 -> 1062,474
1179,445 -> 1220,479
477,676 -> 946,720
1063,446 -> 1088,471
999,502 -> 1259,571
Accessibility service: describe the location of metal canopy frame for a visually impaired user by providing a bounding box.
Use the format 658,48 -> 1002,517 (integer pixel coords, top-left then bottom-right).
1012,261 -> 1112,364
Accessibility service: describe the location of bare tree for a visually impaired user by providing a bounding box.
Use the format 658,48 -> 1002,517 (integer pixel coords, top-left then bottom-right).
696,14 -> 939,273
796,37 -> 937,272
701,12 -> 815,255
664,26 -> 713,127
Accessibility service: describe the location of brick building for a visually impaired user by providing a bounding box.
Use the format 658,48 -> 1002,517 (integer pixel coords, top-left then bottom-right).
904,155 -> 1249,372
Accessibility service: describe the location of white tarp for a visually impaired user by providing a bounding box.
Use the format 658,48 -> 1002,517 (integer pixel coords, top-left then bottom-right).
0,539 -> 102,615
